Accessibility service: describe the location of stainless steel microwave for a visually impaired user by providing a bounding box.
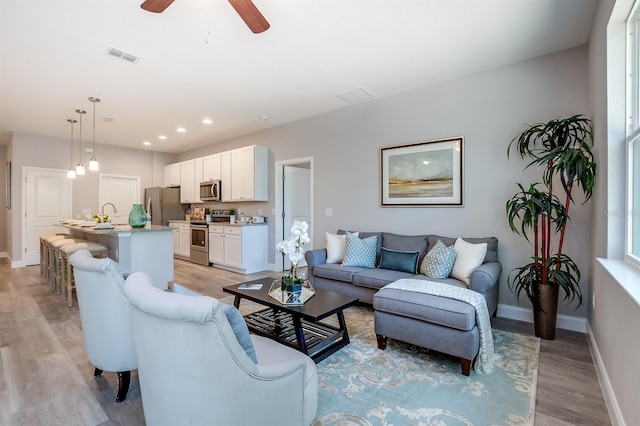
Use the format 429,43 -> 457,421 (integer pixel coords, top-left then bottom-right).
199,180 -> 222,201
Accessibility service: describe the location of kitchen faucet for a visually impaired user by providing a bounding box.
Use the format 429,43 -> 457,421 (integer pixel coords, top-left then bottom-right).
101,202 -> 118,216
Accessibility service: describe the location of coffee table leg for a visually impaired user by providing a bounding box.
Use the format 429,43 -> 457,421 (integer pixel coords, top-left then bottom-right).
233,295 -> 241,308
291,316 -> 308,354
337,311 -> 350,345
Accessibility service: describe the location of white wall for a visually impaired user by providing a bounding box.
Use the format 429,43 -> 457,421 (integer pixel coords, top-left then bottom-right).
181,46 -> 592,318
588,0 -> 640,424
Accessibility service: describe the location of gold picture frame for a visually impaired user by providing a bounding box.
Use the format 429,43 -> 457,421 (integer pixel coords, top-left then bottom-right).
380,137 -> 463,206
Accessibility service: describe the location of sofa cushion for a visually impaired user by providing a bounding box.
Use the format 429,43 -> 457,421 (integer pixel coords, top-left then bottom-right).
352,268 -> 422,290
373,286 -> 476,331
378,248 -> 420,274
420,239 -> 457,278
381,233 -> 428,263
313,263 -> 365,283
342,232 -> 378,268
427,235 -> 498,263
451,238 -> 488,285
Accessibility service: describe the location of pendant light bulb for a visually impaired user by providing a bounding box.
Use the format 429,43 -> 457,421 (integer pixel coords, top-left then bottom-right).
75,109 -> 86,175
88,97 -> 100,171
67,118 -> 77,179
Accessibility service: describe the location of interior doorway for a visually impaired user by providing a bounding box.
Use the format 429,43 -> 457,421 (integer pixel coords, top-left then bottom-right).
275,157 -> 313,272
98,174 -> 141,224
22,167 -> 72,265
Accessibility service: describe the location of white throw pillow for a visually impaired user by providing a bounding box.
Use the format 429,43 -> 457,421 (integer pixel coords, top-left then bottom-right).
450,237 -> 487,286
325,232 -> 358,263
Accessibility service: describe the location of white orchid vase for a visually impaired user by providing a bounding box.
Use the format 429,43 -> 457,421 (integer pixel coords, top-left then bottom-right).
276,220 -> 310,288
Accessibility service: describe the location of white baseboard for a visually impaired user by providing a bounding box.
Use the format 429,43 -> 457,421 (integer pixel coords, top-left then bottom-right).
497,303 -> 587,333
11,258 -> 27,268
586,322 -> 625,426
264,262 -> 280,272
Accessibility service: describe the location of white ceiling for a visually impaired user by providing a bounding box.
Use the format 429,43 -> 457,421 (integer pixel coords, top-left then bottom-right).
0,0 -> 597,154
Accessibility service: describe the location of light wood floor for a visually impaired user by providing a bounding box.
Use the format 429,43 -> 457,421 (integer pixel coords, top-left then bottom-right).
0,257 -> 610,425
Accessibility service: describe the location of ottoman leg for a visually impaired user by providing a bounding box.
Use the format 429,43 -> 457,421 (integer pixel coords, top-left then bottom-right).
376,334 -> 387,350
460,358 -> 471,376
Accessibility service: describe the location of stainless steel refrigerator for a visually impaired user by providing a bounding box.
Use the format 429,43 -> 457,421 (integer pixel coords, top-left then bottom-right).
144,187 -> 187,226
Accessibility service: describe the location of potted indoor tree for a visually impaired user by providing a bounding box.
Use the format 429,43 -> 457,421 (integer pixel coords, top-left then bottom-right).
506,114 -> 596,339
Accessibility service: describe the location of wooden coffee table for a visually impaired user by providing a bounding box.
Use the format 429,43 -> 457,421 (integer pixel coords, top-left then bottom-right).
223,278 -> 359,363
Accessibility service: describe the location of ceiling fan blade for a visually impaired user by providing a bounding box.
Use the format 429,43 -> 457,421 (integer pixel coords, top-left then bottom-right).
228,0 -> 270,34
140,0 -> 175,13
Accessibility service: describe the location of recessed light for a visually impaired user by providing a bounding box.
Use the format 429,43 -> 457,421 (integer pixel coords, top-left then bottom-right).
260,115 -> 269,120
202,118 -> 213,124
158,135 -> 167,140
143,141 -> 151,146
177,127 -> 186,133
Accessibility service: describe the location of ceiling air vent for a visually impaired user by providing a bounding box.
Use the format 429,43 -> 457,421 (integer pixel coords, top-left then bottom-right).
107,46 -> 140,63
336,87 -> 375,104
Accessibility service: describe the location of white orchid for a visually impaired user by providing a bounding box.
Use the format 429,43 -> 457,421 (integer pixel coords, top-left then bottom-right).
277,220 -> 310,280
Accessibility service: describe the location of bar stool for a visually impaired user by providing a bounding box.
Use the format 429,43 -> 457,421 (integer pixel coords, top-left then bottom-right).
49,238 -> 87,292
60,242 -> 108,308
40,234 -> 68,279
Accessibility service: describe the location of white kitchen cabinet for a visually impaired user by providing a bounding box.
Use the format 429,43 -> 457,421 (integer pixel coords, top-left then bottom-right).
168,222 -> 180,256
179,223 -> 191,258
164,163 -> 181,187
221,151 -> 232,202
230,145 -> 268,201
208,224 -> 266,274
179,159 -> 203,203
202,153 -> 221,181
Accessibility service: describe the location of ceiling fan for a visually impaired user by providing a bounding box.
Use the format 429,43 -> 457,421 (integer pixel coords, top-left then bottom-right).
140,0 -> 270,34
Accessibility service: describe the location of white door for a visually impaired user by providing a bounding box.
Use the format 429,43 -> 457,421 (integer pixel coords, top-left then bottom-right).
24,167 -> 72,265
99,174 -> 140,223
282,165 -> 311,270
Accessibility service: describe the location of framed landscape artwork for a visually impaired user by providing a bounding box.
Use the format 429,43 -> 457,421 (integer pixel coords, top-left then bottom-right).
380,137 -> 463,206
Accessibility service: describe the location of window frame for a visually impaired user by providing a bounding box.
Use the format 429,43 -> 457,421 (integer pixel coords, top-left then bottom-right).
627,5 -> 640,265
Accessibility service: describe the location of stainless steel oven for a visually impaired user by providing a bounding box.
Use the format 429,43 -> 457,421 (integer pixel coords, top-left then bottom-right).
190,222 -> 209,266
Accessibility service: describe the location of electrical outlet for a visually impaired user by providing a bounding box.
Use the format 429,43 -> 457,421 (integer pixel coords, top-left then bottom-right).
592,292 -> 596,310
325,208 -> 333,217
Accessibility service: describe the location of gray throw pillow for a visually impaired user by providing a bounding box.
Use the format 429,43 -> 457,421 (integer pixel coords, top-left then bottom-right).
221,303 -> 258,363
420,239 -> 457,278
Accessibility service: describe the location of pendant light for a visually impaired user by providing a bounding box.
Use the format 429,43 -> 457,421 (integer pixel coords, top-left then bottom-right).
67,119 -> 77,179
75,109 -> 86,175
88,97 -> 100,171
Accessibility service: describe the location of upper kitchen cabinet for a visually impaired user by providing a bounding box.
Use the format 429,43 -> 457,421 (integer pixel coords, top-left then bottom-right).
202,154 -> 222,181
230,145 -> 268,201
164,163 -> 181,187
221,151 -> 232,202
179,159 -> 203,203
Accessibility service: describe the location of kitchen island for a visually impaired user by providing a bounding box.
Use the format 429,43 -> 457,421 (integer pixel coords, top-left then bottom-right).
60,223 -> 174,290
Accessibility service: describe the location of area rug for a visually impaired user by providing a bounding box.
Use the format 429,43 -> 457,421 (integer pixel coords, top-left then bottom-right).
224,298 -> 540,426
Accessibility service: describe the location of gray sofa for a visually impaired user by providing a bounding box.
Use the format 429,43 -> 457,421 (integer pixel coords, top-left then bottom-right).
304,231 -> 501,315
304,231 -> 501,375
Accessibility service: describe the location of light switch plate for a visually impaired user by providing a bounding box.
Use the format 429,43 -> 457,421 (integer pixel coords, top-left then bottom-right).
325,208 -> 333,216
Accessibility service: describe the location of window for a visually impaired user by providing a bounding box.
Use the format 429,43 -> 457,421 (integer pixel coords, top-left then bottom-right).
628,3 -> 640,263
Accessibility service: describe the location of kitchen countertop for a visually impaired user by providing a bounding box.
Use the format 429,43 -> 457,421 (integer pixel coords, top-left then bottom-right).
59,223 -> 173,234
168,220 -> 267,227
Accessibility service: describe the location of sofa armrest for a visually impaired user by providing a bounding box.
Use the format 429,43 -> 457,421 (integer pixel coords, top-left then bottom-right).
469,261 -> 502,294
304,249 -> 327,286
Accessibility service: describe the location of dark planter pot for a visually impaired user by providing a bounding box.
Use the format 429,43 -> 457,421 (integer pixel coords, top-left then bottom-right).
533,283 -> 559,340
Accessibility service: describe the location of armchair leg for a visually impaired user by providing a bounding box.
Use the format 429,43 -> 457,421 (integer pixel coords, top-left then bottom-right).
116,371 -> 131,403
94,367 -> 103,377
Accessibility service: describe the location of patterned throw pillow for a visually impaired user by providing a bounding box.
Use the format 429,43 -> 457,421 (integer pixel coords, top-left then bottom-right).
341,232 -> 378,268
420,239 -> 457,278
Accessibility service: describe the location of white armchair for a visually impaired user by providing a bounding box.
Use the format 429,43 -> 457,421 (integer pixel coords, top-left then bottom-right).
68,249 -> 137,402
123,272 -> 318,426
